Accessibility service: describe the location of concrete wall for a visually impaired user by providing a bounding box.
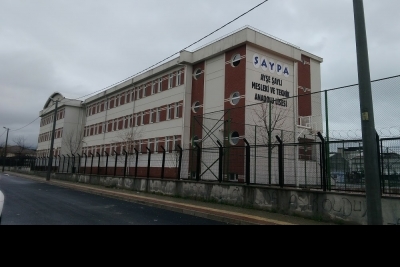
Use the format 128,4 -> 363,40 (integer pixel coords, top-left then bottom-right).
19,169 -> 400,225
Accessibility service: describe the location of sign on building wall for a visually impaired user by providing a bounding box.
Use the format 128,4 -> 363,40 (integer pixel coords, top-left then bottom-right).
245,47 -> 296,139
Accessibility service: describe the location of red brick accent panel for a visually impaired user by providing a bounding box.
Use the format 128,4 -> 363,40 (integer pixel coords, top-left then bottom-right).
144,110 -> 149,125
160,105 -> 167,122
298,55 -> 312,117
190,62 -> 205,144
224,45 -> 246,177
162,75 -> 168,91
120,94 -> 125,105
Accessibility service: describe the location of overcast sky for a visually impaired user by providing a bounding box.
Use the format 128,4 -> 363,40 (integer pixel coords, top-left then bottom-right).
1,0 -> 399,148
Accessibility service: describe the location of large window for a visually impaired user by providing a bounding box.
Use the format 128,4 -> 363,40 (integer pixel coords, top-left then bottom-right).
165,136 -> 170,152
176,70 -> 181,86
149,109 -> 153,123
155,138 -> 159,153
156,107 -> 161,122
168,74 -> 173,89
151,81 -> 156,95
158,78 -> 162,92
167,104 -> 172,120
174,102 -> 179,118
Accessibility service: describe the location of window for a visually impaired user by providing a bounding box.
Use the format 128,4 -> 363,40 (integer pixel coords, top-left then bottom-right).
168,74 -> 173,89
125,91 -> 129,103
193,68 -> 202,80
231,54 -> 241,67
167,104 -> 172,120
137,87 -> 141,100
173,135 -> 180,151
155,138 -> 159,153
158,78 -> 162,92
165,136 -> 169,152
151,81 -> 156,95
177,70 -> 181,86
192,101 -> 201,113
174,102 -> 179,118
156,107 -> 160,122
230,131 -> 240,145
149,109 -> 153,123
230,92 -> 240,105
131,89 -> 135,102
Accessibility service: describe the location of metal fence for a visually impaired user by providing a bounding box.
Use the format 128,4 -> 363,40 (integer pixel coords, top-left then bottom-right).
3,135 -> 399,197
2,75 -> 400,196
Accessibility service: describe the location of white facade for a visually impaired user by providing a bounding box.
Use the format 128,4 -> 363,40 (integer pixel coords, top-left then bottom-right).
36,26 -> 323,181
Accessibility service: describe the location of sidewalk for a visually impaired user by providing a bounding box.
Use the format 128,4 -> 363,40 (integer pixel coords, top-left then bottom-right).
7,171 -> 341,225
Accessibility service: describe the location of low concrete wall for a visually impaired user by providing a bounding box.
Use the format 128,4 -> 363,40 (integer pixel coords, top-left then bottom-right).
17,170 -> 400,225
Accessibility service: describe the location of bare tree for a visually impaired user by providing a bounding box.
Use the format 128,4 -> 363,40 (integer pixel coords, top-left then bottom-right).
112,127 -> 144,172
62,129 -> 84,156
12,136 -> 35,156
252,100 -> 291,184
252,101 -> 291,145
113,127 -> 143,156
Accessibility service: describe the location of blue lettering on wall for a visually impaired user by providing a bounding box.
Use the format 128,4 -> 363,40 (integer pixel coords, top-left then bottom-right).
253,53 -> 290,77
261,59 -> 268,68
254,56 -> 259,65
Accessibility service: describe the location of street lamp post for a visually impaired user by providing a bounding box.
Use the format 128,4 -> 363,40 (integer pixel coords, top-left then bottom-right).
46,99 -> 59,181
2,127 -> 10,172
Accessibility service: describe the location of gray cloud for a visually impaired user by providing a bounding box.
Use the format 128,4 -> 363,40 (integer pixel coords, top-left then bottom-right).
1,0 -> 399,147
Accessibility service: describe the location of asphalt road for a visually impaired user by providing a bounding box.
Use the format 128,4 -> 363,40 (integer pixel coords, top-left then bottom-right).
0,173 -> 230,225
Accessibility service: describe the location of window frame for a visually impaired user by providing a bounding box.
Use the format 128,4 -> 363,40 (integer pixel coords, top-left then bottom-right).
177,70 -> 181,86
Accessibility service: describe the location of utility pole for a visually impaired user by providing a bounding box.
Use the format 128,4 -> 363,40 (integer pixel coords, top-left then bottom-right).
46,99 -> 59,181
352,0 -> 383,225
2,127 -> 10,172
